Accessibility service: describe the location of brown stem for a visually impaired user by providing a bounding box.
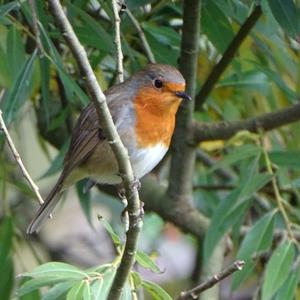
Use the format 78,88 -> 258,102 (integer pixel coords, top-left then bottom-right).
0,108 -> 44,205
126,8 -> 156,64
195,5 -> 262,110
192,101 -> 300,143
167,0 -> 201,204
176,260 -> 245,300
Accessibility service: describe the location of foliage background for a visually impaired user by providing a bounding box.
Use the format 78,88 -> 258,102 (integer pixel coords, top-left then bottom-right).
1,0 -> 300,299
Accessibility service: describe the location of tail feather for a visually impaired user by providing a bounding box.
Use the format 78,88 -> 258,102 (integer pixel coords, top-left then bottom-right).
26,180 -> 64,234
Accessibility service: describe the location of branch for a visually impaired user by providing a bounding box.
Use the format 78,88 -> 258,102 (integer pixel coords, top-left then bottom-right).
167,0 -> 201,203
195,5 -> 262,110
112,0 -> 124,83
126,8 -> 156,64
175,260 -> 245,300
198,238 -> 226,300
47,2 -> 142,300
192,101 -> 300,144
0,109 -> 44,205
99,175 -> 209,239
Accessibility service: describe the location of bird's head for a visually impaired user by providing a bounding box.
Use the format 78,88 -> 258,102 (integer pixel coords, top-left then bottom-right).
133,64 -> 191,115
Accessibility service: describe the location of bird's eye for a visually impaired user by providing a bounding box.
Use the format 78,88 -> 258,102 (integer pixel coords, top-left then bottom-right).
154,79 -> 163,89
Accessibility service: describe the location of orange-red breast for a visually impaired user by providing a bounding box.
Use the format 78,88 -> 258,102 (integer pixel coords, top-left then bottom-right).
27,64 -> 191,234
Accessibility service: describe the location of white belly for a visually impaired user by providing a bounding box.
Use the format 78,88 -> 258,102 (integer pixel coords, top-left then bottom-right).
85,143 -> 168,185
131,143 -> 168,179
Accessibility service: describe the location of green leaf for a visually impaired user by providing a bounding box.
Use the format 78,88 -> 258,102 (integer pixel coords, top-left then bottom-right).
120,281 -> 132,300
250,61 -> 298,101
0,1 -> 20,18
21,262 -> 87,281
0,256 -> 13,300
131,272 -> 142,288
42,281 -> 74,300
126,0 -> 153,9
19,288 -> 40,300
19,278 -> 60,296
207,144 -> 261,174
262,241 -> 295,300
214,0 -> 248,23
143,24 -> 180,65
99,217 -> 122,247
275,265 -> 300,300
266,0 -> 300,38
38,23 -> 89,106
1,50 -> 37,124
0,45 -> 10,87
216,71 -> 270,94
39,56 -> 51,127
82,281 -> 92,300
76,179 -> 92,225
136,251 -> 161,273
90,279 -> 104,300
91,268 -> 116,299
67,2 -> 113,53
142,23 -> 180,47
7,25 -> 25,81
66,281 -> 84,300
204,156 -> 272,262
232,210 -> 277,290
142,280 -> 172,300
0,216 -> 13,263
202,0 -> 234,53
269,151 -> 300,168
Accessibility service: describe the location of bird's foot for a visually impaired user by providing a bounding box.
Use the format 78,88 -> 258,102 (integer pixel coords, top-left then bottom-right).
121,201 -> 144,231
130,178 -> 141,191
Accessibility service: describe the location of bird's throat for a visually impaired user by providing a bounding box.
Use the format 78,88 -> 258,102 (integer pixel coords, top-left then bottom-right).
134,89 -> 180,148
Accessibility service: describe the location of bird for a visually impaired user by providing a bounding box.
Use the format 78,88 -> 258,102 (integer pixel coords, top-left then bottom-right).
27,64 -> 191,234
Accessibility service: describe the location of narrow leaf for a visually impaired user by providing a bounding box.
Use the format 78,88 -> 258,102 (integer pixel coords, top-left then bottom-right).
42,281 -> 73,300
21,262 -> 87,281
136,251 -> 161,273
66,281 -> 84,300
267,0 -> 300,38
232,210 -> 277,290
100,218 -> 121,247
262,241 -> 295,300
204,156 -> 272,262
1,50 -> 37,124
142,280 -> 172,300
0,1 -> 20,18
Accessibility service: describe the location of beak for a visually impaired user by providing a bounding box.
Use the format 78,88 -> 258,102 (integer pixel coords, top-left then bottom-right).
175,91 -> 192,101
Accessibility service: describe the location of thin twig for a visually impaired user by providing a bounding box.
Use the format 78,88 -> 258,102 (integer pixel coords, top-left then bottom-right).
195,5 -> 262,110
192,101 -> 300,144
176,260 -> 245,300
28,0 -> 44,54
47,2 -> 142,300
126,8 -> 156,64
0,110 -> 44,205
112,0 -> 124,83
261,136 -> 296,243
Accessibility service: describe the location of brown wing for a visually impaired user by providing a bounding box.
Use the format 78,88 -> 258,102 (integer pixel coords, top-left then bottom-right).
62,78 -> 136,179
62,102 -> 103,177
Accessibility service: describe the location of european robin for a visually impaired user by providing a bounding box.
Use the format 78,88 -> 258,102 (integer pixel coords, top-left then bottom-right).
27,64 -> 191,234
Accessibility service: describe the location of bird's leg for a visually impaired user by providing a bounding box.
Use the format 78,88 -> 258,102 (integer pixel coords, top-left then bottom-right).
117,179 -> 143,231
130,177 -> 141,191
